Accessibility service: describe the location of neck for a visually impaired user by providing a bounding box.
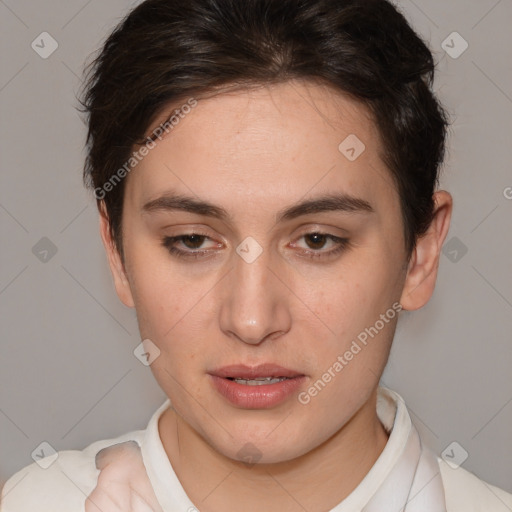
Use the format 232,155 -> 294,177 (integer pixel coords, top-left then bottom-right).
159,387 -> 388,512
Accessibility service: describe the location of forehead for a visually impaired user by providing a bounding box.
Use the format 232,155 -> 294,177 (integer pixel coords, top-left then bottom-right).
124,80 -> 398,221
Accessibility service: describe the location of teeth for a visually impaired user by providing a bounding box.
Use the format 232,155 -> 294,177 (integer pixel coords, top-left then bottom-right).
232,377 -> 288,385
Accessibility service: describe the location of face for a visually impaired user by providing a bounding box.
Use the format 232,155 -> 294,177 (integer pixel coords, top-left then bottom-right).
105,80 -> 414,463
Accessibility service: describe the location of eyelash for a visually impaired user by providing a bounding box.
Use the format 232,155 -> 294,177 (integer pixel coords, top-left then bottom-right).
162,232 -> 350,261
162,231 -> 215,261
295,234 -> 350,259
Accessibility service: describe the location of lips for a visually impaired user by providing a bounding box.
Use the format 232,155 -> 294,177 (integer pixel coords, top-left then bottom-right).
208,364 -> 306,409
210,364 -> 304,380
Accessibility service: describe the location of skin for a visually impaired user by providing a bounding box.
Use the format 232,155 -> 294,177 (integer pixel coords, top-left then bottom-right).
85,442 -> 163,512
99,79 -> 452,511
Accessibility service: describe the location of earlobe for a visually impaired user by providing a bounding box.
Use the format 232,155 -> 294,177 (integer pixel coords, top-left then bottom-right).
400,191 -> 453,311
98,203 -> 135,308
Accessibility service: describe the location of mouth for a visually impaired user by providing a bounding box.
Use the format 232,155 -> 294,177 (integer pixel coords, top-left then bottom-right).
208,364 -> 306,409
225,376 -> 291,386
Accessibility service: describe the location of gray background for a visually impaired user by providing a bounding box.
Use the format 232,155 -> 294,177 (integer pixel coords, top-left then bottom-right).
1,0 -> 511,496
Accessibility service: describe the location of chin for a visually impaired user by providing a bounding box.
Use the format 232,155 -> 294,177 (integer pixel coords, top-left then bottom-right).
203,419 -> 317,466
225,439 -> 310,466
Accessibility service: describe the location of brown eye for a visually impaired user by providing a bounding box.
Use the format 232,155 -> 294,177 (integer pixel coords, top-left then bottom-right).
181,234 -> 206,249
304,233 -> 328,250
290,232 -> 350,260
162,232 -> 222,260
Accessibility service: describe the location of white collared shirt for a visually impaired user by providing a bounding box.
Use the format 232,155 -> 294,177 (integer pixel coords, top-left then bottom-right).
2,388 -> 511,511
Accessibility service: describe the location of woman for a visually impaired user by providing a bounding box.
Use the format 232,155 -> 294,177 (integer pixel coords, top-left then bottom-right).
2,0 -> 511,510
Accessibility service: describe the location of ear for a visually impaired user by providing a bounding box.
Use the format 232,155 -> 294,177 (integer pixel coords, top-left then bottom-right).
99,203 -> 135,308
400,190 -> 453,311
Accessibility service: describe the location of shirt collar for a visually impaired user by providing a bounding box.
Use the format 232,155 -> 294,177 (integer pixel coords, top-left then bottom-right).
140,387 -> 446,511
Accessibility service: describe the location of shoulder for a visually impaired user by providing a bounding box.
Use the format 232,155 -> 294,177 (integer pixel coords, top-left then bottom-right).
438,457 -> 512,512
0,430 -> 144,512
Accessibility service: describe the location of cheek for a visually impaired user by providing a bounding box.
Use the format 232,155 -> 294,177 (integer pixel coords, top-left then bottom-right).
124,252 -> 182,349
126,252 -> 221,371
129,266 -> 209,404
132,276 -> 193,342
293,250 -> 402,386
300,258 -> 399,336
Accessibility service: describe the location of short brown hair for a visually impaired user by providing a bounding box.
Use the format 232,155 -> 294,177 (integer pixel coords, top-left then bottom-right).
81,0 -> 449,255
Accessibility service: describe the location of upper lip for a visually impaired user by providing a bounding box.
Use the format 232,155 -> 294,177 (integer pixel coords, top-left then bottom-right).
209,364 -> 304,379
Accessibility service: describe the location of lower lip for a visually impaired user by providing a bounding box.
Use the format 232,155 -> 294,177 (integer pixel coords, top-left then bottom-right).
209,375 -> 306,409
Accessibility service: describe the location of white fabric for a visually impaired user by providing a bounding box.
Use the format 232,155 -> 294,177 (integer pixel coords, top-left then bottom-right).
2,388 -> 511,511
330,388 -> 446,511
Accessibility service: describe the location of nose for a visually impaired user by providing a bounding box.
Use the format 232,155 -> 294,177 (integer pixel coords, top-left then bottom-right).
219,244 -> 292,346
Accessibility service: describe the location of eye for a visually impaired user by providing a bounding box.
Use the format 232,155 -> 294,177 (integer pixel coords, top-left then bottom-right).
290,232 -> 349,259
162,231 -> 349,261
162,233 -> 222,260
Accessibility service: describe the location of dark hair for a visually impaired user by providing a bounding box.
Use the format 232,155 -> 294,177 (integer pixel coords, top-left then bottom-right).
81,0 -> 449,256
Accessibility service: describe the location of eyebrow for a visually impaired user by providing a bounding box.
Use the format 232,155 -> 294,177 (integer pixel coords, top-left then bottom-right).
277,194 -> 374,221
142,192 -> 374,223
